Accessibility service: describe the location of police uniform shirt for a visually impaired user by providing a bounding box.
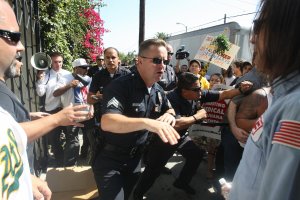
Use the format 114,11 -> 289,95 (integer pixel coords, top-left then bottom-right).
167,88 -> 219,135
157,65 -> 177,91
89,66 -> 130,118
101,72 -> 173,148
229,72 -> 300,200
89,66 -> 130,95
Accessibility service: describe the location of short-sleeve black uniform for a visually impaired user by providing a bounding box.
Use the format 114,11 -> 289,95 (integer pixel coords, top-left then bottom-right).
101,71 -> 173,148
89,66 -> 130,120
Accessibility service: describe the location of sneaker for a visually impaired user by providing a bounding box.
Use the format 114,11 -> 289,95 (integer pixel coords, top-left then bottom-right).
173,179 -> 196,195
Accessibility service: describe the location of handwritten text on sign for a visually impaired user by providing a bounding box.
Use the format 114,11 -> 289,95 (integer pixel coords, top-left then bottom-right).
194,35 -> 240,70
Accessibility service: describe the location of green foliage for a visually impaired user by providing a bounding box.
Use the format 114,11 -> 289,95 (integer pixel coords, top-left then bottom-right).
211,34 -> 230,55
119,51 -> 137,66
154,32 -> 170,41
39,0 -> 104,71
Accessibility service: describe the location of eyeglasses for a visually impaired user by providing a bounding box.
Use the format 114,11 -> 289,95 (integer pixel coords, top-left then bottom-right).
188,87 -> 201,92
97,59 -> 104,61
0,29 -> 21,44
140,56 -> 168,65
168,52 -> 174,56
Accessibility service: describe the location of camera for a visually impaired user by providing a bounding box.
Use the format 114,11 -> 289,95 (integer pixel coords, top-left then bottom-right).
175,45 -> 190,60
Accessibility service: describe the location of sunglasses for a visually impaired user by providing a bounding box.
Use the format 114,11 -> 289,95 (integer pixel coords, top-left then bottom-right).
140,56 -> 168,65
0,29 -> 21,44
97,59 -> 104,61
168,52 -> 174,56
188,87 -> 201,92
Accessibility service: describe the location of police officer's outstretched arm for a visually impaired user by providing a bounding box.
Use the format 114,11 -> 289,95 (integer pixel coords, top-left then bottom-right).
101,113 -> 179,145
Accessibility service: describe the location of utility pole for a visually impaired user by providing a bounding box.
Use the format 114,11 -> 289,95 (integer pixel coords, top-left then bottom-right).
139,0 -> 145,45
224,14 -> 227,24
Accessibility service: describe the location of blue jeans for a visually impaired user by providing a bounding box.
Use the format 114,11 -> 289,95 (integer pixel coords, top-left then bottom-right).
221,126 -> 244,181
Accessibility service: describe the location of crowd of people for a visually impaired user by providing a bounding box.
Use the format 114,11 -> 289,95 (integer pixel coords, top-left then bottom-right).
1,0 -> 300,199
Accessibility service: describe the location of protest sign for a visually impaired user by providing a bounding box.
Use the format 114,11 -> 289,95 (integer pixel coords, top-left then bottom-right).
194,35 -> 240,70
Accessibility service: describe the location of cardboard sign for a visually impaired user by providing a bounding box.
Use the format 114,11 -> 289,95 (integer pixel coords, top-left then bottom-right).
189,100 -> 228,140
194,35 -> 240,70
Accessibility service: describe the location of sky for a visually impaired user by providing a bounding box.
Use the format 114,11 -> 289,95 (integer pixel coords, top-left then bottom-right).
100,0 -> 261,54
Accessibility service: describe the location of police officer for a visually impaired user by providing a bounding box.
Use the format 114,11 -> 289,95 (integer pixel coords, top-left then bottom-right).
87,47 -> 130,119
92,39 -> 180,200
87,54 -> 105,77
86,47 -> 130,163
157,43 -> 177,91
134,72 -> 253,198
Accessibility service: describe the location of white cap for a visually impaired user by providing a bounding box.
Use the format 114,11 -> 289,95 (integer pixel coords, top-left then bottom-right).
72,58 -> 90,68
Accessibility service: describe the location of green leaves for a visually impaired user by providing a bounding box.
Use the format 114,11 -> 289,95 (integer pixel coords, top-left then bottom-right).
154,32 -> 170,41
39,0 -> 105,70
119,51 -> 136,66
211,34 -> 230,55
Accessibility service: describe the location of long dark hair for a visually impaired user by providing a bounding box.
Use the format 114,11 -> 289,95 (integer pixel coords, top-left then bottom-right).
255,0 -> 300,81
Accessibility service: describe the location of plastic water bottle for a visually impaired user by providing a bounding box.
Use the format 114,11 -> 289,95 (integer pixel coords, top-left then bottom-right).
219,178 -> 232,199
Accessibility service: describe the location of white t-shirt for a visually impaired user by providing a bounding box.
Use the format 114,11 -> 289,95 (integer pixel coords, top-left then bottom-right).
0,107 -> 32,199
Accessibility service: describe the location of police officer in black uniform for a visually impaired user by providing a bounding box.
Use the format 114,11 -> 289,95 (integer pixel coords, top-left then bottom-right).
87,54 -> 105,77
134,72 -> 253,198
86,47 -> 130,163
92,39 -> 180,200
87,47 -> 130,123
157,43 -> 177,92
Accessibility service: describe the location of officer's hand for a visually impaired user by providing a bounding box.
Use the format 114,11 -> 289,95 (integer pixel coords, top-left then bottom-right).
231,125 -> 249,143
194,109 -> 207,121
147,120 -> 180,145
157,113 -> 176,126
54,104 -> 89,127
31,175 -> 52,200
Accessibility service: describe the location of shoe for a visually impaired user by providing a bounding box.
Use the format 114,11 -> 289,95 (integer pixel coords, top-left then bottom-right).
173,179 -> 196,195
161,166 -> 172,175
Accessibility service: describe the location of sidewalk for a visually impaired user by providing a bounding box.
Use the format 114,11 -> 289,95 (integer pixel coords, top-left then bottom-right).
139,153 -> 216,200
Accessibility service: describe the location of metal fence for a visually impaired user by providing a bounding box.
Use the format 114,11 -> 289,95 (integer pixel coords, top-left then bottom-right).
9,0 -> 41,112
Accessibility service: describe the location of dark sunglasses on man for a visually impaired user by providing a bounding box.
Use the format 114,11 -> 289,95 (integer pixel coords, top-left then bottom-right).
0,29 -> 21,44
188,87 -> 201,92
140,56 -> 169,65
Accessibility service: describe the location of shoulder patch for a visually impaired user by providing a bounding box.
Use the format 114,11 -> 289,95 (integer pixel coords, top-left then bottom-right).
272,120 -> 300,150
107,97 -> 122,110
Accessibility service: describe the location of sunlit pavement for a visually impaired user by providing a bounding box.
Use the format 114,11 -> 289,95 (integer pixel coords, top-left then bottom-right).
136,153 -> 220,200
